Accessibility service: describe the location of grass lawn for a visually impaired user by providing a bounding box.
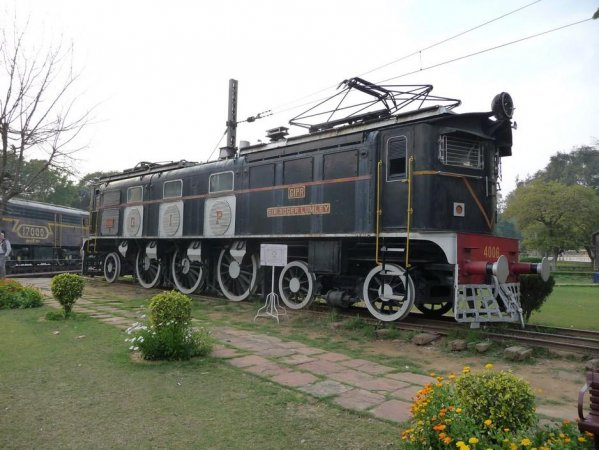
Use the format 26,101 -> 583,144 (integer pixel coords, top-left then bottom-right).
0,306 -> 402,449
528,285 -> 599,330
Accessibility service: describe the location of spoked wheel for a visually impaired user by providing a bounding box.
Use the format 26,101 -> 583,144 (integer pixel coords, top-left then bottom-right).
278,260 -> 315,310
363,264 -> 415,321
415,301 -> 453,317
217,248 -> 258,301
171,248 -> 205,294
135,247 -> 162,289
103,252 -> 121,283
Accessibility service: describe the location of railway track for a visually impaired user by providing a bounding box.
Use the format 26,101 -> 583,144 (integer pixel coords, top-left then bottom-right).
285,301 -> 599,356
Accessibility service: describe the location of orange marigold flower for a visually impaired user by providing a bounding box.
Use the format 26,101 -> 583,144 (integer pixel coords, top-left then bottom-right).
443,436 -> 452,444
433,424 -> 446,431
439,432 -> 446,439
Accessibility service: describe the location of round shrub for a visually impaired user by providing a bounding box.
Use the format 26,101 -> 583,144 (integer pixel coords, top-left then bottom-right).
149,291 -> 191,328
519,274 -> 555,322
455,370 -> 537,432
51,274 -> 85,317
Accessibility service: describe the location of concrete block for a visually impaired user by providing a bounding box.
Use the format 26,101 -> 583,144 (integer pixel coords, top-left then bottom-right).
411,333 -> 440,346
449,339 -> 467,351
475,342 -> 492,353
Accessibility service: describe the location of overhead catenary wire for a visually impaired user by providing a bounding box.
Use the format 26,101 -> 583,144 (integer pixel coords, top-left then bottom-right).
377,17 -> 594,84
272,15 -> 593,117
207,128 -> 227,161
268,0 -> 544,116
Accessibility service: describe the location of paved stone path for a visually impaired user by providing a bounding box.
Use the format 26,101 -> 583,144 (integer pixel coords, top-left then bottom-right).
27,277 -> 574,424
27,277 -> 427,424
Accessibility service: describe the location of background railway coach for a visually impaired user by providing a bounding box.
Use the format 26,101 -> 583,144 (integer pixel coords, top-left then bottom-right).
84,79 -> 548,325
3,199 -> 89,275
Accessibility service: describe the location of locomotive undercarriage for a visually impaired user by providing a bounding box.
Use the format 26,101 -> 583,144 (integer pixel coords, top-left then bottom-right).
86,236 -> 461,323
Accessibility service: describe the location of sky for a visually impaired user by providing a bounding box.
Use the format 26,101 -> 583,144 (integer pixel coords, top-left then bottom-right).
5,0 -> 599,195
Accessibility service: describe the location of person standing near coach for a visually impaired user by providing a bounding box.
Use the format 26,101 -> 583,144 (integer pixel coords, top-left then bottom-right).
0,230 -> 12,278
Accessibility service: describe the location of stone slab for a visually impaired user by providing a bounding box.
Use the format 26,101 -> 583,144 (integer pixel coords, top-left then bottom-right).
254,347 -> 297,357
271,371 -> 318,388
317,352 -> 351,362
360,377 -> 410,393
212,345 -> 241,359
536,405 -> 576,421
228,355 -> 270,368
411,333 -> 440,346
328,369 -> 375,387
334,389 -> 385,411
340,359 -> 394,376
294,346 -> 326,356
387,372 -> 433,386
279,354 -> 317,366
370,399 -> 412,423
299,380 -> 352,398
391,384 -> 422,402
296,359 -> 346,376
245,362 -> 290,378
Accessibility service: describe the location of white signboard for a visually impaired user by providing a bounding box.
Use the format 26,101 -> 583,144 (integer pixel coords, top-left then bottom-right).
260,244 -> 288,267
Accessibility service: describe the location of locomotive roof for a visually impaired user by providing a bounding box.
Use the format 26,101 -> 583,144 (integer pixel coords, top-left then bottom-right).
8,198 -> 89,217
240,104 -> 454,155
99,101 -> 508,184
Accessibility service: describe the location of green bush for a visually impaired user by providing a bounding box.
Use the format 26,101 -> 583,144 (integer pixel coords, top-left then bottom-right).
17,287 -> 44,308
149,290 -> 191,329
0,279 -> 44,309
402,365 -> 593,449
127,322 -> 213,361
126,291 -> 212,361
519,274 -> 555,321
455,369 -> 537,432
51,274 -> 85,318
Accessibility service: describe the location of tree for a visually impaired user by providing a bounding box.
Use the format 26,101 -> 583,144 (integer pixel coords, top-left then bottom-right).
504,180 -> 599,266
0,20 -> 90,220
532,144 -> 599,194
71,171 -> 119,210
17,159 -> 78,205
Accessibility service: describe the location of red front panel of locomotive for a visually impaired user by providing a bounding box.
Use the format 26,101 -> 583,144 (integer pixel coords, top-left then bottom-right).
457,233 -> 519,284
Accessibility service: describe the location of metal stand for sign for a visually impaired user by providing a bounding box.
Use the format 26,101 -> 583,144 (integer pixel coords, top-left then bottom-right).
254,244 -> 288,324
254,266 -> 287,324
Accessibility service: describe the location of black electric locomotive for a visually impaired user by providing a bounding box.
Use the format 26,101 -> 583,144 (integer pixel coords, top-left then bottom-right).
84,79 -> 548,324
3,198 -> 89,275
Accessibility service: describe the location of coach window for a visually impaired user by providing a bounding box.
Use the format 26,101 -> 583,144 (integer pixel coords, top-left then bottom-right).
387,136 -> 407,180
284,158 -> 312,184
250,164 -> 274,189
102,190 -> 121,207
209,171 -> 234,193
127,186 -> 143,203
163,180 -> 183,199
324,150 -> 358,179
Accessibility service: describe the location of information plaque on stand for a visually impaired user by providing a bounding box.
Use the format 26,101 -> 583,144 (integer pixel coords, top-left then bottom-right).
254,244 -> 288,323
